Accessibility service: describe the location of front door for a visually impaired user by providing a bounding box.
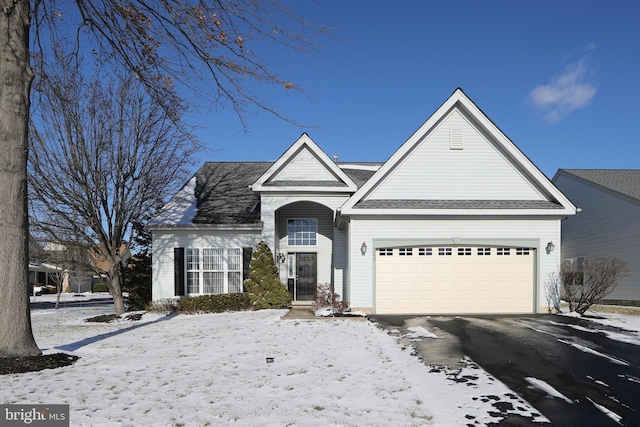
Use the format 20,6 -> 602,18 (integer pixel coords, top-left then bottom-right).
287,253 -> 317,301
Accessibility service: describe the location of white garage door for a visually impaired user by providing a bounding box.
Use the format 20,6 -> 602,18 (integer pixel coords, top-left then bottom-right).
375,246 -> 535,314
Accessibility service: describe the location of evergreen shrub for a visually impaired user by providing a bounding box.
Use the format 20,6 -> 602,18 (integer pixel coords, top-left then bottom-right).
92,283 -> 109,293
244,241 -> 291,309
177,294 -> 252,314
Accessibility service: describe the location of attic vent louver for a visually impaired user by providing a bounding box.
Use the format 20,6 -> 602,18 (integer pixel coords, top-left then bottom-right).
450,128 -> 463,150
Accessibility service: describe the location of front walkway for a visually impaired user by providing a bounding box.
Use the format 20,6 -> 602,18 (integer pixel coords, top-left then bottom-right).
282,305 -> 368,320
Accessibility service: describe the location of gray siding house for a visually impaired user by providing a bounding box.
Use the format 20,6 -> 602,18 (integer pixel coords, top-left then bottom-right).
553,169 -> 640,305
149,89 -> 576,315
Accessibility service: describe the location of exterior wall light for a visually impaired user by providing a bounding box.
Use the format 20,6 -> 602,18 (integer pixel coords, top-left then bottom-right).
361,241 -> 367,256
277,253 -> 286,263
546,241 -> 555,254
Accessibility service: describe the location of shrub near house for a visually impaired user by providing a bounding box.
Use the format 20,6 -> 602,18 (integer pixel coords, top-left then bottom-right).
244,241 -> 291,309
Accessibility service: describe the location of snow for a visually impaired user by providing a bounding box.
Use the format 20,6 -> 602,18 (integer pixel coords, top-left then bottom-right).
148,176 -> 197,225
3,299 -> 552,426
406,326 -> 439,339
6,298 -> 639,426
525,377 -> 573,404
586,397 -> 623,425
556,338 -> 630,366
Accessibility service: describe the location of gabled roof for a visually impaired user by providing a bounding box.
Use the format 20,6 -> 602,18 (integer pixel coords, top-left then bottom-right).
251,133 -> 358,193
553,169 -> 640,205
150,162 -> 271,227
340,164 -> 381,188
340,88 -> 576,216
149,160 -> 379,228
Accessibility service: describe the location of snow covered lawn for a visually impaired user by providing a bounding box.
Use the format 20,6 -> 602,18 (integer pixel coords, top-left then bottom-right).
1,302 -> 554,426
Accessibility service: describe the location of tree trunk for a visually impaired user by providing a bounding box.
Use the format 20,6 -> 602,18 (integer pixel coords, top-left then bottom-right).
0,0 -> 41,356
109,268 -> 126,316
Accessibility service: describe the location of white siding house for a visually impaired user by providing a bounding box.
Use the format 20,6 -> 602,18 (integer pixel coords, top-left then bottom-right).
553,169 -> 640,305
150,88 -> 576,314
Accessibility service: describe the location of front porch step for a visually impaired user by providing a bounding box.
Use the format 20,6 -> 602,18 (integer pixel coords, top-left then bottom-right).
291,301 -> 313,307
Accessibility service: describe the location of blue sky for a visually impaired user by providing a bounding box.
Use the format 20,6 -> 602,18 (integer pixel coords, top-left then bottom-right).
193,1 -> 640,178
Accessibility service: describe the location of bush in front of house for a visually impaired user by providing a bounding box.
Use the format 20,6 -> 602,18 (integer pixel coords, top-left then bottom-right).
548,257 -> 629,315
145,298 -> 179,313
243,241 -> 291,309
92,283 -> 109,293
313,283 -> 349,316
176,294 -> 252,314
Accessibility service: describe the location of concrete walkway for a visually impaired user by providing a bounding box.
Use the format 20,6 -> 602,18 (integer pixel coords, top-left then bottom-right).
283,305 -> 368,321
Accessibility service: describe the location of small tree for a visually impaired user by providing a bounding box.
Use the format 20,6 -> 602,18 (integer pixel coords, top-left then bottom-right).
544,272 -> 563,313
244,242 -> 291,309
123,222 -> 152,311
560,258 -> 629,315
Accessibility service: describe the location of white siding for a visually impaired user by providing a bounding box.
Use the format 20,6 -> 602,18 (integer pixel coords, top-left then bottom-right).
333,227 -> 348,300
367,109 -> 545,201
555,174 -> 640,302
272,149 -> 338,182
348,217 -> 561,313
151,229 -> 261,300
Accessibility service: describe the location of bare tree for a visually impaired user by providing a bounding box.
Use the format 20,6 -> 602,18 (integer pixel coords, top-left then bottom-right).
29,49 -> 198,315
1,0 -> 323,357
544,271 -> 562,313
560,258 -> 629,315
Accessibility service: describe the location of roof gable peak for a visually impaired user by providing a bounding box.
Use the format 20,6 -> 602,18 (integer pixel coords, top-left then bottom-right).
340,89 -> 576,215
251,134 -> 357,192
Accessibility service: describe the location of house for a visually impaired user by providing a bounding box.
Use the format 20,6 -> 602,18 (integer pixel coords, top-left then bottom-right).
149,88 -> 576,314
28,241 -> 131,293
552,169 -> 640,305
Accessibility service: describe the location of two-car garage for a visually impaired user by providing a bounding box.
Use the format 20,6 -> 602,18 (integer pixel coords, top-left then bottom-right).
375,246 -> 536,314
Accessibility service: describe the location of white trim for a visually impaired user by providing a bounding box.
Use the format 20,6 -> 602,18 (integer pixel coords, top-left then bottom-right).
286,217 -> 319,247
252,133 -> 358,193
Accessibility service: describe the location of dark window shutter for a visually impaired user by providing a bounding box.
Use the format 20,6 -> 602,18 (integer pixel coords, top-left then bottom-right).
242,247 -> 253,281
174,247 -> 185,296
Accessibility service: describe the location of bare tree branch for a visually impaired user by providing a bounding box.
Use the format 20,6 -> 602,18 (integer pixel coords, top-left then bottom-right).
33,0 -> 328,130
29,46 -> 199,314
560,258 -> 629,315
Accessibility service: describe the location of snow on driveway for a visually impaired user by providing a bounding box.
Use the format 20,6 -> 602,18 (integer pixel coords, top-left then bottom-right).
2,306 -> 548,426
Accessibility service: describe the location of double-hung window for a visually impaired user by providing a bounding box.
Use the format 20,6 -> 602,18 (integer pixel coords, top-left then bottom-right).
186,247 -> 243,294
288,219 -> 317,246
186,248 -> 201,294
202,248 -> 224,293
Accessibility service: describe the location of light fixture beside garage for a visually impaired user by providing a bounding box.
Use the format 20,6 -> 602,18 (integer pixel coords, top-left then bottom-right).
361,241 -> 367,255
546,241 -> 555,254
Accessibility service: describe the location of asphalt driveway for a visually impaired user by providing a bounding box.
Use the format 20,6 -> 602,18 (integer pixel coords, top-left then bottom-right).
370,314 -> 640,427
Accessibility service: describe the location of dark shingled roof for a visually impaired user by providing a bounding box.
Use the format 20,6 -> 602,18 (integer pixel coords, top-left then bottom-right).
341,167 -> 380,188
353,200 -> 564,210
190,162 -> 381,224
192,162 -> 272,224
560,169 -> 640,202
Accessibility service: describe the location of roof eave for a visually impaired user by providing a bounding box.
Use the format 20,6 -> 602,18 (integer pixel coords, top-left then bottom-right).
340,207 -> 576,216
252,186 -> 357,193
148,223 -> 263,232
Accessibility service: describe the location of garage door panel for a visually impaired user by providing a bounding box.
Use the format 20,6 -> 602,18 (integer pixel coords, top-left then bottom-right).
376,246 -> 534,314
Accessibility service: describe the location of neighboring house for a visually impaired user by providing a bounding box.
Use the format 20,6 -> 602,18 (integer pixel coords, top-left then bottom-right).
29,242 -> 131,293
552,169 -> 640,305
149,88 -> 576,315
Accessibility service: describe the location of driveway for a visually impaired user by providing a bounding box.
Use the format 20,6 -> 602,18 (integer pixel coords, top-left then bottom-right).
371,314 -> 640,427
